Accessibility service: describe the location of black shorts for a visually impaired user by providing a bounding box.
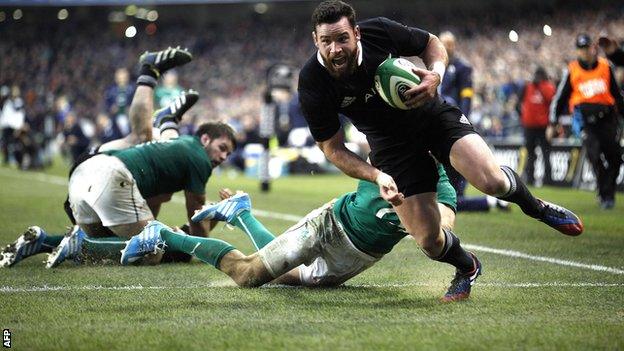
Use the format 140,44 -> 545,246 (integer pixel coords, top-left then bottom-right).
369,99 -> 477,197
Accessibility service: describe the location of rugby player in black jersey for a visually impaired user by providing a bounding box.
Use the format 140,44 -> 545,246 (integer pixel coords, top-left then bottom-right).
298,1 -> 583,283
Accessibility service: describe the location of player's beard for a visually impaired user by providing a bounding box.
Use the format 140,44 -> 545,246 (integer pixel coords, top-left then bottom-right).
323,47 -> 358,80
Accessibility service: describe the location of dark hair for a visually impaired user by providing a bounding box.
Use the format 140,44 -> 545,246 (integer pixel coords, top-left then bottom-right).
533,66 -> 548,83
195,121 -> 237,149
311,1 -> 356,31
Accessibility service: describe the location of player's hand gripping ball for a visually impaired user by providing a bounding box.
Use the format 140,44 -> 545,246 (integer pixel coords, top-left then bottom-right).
374,58 -> 421,110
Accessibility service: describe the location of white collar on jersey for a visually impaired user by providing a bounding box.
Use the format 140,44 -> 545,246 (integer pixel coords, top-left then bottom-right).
316,40 -> 363,68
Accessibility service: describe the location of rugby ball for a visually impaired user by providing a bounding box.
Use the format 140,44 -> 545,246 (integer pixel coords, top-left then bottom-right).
374,58 -> 421,110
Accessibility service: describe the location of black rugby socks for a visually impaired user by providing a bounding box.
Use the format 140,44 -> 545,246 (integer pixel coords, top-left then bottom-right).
498,165 -> 543,218
430,229 -> 474,273
136,65 -> 159,88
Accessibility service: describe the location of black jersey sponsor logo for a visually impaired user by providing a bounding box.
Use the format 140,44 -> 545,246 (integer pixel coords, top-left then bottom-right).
459,114 -> 471,125
340,96 -> 357,108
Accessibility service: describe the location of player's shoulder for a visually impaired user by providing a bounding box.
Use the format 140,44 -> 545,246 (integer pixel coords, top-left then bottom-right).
358,17 -> 403,39
358,16 -> 400,30
165,135 -> 200,151
299,54 -> 327,86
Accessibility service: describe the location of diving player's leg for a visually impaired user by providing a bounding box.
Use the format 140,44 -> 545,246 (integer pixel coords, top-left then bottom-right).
99,47 -> 194,152
433,104 -> 582,236
393,192 -> 481,301
0,226 -> 65,268
450,133 -> 583,235
156,227 -> 277,287
130,46 -> 194,144
192,192 -> 276,251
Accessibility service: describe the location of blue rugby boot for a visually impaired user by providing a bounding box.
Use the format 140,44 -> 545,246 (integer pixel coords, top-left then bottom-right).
153,89 -> 199,130
140,46 -> 192,78
441,252 -> 482,303
120,221 -> 168,265
0,226 -> 48,268
537,199 -> 584,236
191,193 -> 251,224
45,226 -> 86,269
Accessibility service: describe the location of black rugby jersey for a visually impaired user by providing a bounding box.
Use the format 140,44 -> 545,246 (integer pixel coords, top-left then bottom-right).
298,17 -> 433,144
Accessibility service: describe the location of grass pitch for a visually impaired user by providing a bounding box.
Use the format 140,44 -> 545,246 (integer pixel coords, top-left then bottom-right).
0,162 -> 623,350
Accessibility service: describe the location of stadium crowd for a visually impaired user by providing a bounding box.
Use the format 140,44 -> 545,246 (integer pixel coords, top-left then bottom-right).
0,5 -> 622,169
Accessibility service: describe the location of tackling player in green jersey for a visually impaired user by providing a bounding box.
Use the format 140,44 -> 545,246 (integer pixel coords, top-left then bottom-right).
122,164 -> 481,302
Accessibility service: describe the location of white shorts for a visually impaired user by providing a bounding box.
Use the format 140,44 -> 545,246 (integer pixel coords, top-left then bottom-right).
258,202 -> 381,287
68,154 -> 153,226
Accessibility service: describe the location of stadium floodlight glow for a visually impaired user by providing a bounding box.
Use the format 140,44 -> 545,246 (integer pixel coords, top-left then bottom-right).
0,11 -> 5,22
58,9 -> 69,21
509,30 -> 519,42
145,23 -> 157,35
146,10 -> 158,22
13,9 -> 23,20
125,5 -> 137,17
136,8 -> 148,19
543,24 -> 552,37
125,26 -> 137,38
254,3 -> 268,14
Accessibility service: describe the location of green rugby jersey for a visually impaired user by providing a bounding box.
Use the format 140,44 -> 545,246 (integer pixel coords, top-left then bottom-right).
333,163 -> 456,255
104,136 -> 212,198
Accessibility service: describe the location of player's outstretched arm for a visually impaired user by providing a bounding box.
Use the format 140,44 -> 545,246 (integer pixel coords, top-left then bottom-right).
318,130 -> 403,205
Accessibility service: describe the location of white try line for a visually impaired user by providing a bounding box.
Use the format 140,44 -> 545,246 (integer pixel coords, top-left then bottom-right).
464,244 -> 624,275
1,169 -> 623,276
1,281 -> 623,293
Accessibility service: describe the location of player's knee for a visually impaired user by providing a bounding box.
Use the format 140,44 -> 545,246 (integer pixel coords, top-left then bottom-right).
477,170 -> 508,195
412,227 -> 444,254
419,233 -> 444,254
440,216 -> 454,231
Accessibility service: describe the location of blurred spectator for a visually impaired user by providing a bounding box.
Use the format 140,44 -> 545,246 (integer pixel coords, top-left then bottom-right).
105,68 -> 135,136
0,86 -> 25,166
155,71 -> 183,109
62,111 -> 91,163
230,113 -> 261,170
95,112 -> 123,144
286,92 -> 313,148
519,67 -> 555,186
439,31 -> 473,114
549,34 -> 624,209
598,35 -> 624,66
55,95 -> 72,133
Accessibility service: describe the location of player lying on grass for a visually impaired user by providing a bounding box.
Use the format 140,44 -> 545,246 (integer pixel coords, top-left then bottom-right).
0,47 -> 235,268
121,164 -> 482,302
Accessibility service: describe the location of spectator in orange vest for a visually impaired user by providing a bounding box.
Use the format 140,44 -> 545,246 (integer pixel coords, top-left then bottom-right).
550,34 -> 624,209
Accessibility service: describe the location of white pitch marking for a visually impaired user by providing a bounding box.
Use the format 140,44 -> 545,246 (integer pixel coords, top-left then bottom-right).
1,169 -> 622,275
1,282 -> 623,294
464,244 -> 624,275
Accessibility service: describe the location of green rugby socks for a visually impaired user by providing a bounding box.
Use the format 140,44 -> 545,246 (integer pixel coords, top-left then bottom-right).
81,236 -> 126,262
41,235 -> 64,253
231,210 -> 276,251
160,228 -> 235,268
